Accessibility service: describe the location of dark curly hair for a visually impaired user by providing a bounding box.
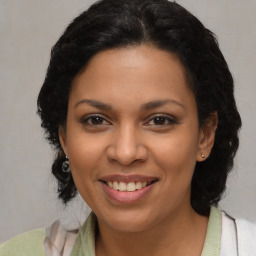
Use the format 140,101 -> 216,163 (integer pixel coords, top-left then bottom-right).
37,0 -> 241,215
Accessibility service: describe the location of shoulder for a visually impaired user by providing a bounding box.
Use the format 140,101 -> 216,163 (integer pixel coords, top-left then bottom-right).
221,211 -> 256,255
235,217 -> 256,233
0,228 -> 46,256
235,217 -> 256,253
222,211 -> 256,237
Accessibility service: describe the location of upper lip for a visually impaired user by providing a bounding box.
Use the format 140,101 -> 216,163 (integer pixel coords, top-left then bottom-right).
99,174 -> 159,183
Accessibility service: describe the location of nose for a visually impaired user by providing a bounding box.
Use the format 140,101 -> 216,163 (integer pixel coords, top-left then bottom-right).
106,124 -> 148,165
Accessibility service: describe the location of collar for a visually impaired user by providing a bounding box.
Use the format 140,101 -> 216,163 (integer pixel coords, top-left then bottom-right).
71,207 -> 222,256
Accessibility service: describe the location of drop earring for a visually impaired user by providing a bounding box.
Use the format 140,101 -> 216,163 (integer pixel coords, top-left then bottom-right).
62,156 -> 71,173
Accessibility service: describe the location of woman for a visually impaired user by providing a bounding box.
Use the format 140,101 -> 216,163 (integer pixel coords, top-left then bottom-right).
1,0 -> 255,255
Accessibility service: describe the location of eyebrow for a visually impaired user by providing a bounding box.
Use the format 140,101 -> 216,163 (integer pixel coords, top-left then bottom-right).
74,99 -> 112,110
74,98 -> 185,111
141,99 -> 185,110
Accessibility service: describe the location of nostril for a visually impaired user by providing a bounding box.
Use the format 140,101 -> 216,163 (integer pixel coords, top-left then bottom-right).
105,129 -> 148,165
107,148 -> 139,166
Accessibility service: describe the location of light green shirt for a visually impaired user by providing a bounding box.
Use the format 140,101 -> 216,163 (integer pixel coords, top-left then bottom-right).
0,207 -> 221,256
71,206 -> 222,255
201,207 -> 222,256
0,228 -> 46,256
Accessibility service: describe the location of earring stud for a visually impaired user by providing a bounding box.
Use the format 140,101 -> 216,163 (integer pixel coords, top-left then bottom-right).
201,154 -> 205,159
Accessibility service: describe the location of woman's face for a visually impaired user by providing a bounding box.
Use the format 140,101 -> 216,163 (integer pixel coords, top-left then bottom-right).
60,45 -> 213,232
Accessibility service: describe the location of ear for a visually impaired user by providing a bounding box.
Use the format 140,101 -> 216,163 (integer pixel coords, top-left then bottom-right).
59,126 -> 68,156
197,112 -> 218,162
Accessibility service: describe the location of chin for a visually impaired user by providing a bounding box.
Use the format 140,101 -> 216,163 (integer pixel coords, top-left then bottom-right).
97,207 -> 160,233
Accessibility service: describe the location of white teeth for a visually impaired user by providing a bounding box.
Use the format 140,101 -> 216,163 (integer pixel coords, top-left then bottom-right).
119,182 -> 127,191
135,182 -> 142,190
127,182 -> 136,192
107,181 -> 113,188
113,181 -> 119,190
107,181 -> 151,192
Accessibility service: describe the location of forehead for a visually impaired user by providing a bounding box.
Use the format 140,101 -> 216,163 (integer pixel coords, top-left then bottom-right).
70,45 -> 195,109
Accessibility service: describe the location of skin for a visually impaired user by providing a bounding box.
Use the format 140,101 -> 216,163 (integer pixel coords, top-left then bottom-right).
59,45 -> 217,256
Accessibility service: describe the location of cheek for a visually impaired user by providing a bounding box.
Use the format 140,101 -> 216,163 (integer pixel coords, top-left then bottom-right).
151,133 -> 199,206
67,134 -> 106,206
67,132 -> 106,179
152,131 -> 199,166
150,128 -> 199,191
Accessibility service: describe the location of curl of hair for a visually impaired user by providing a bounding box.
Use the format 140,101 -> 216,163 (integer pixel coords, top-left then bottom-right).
37,0 -> 241,215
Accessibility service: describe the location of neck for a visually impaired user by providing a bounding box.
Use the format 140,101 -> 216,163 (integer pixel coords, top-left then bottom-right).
95,205 -> 209,256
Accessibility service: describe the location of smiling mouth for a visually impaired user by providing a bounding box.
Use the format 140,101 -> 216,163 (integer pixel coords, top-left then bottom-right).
100,180 -> 158,192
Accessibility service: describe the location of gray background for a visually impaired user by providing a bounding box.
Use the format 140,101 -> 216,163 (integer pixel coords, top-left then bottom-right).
1,0 -> 255,242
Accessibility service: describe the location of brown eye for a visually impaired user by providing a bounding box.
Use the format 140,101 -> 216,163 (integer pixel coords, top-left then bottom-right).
145,115 -> 176,126
82,115 -> 110,126
90,116 -> 104,125
153,116 -> 168,125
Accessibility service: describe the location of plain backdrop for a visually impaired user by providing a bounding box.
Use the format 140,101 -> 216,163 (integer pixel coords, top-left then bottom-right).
1,0 -> 256,242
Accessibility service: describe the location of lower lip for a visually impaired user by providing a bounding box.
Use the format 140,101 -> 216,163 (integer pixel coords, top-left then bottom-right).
102,182 -> 155,204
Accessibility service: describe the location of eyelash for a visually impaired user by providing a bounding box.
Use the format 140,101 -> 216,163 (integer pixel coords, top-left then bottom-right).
145,114 -> 177,126
81,114 -> 177,127
81,114 -> 111,126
